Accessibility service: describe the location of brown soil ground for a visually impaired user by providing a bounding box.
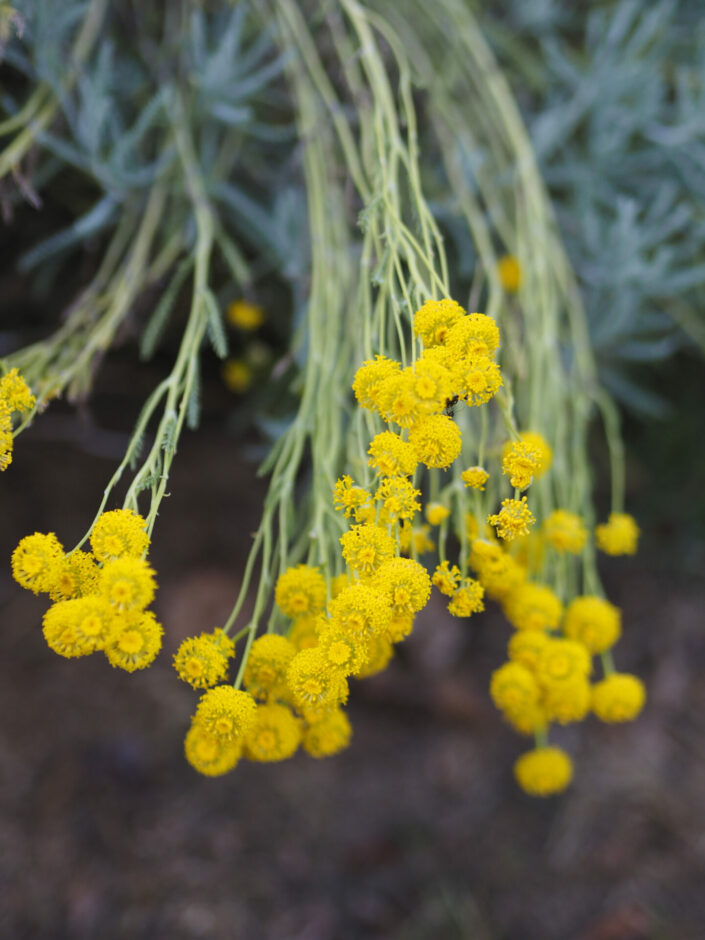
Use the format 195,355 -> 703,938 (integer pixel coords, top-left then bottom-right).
1,407 -> 703,940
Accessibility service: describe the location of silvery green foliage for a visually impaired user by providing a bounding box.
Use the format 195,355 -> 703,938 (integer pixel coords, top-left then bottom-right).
485,0 -> 705,414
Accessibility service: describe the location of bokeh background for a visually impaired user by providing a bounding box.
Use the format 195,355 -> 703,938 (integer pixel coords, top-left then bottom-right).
2,2 -> 705,938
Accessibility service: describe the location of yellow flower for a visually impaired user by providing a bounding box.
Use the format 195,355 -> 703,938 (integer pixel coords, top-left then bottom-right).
374,476 -> 421,522
244,704 -> 301,762
226,299 -> 264,330
591,673 -> 646,723
543,510 -> 588,555
502,582 -> 562,631
222,358 -> 253,394
411,524 -> 436,555
543,677 -> 591,724
174,634 -> 231,690
432,560 -> 461,597
286,648 -> 349,718
287,613 -> 320,651
100,556 -> 156,612
470,540 -> 526,601
461,466 -> 490,490
0,368 -> 36,413
12,532 -> 64,594
514,747 -> 573,797
184,724 -> 242,777
386,612 -> 415,643
445,312 -> 501,361
563,596 -> 621,654
502,440 -> 540,491
409,414 -> 462,469
465,512 -> 480,543
302,706 -> 352,758
505,703 -> 547,736
48,550 -> 99,601
595,513 -> 640,556
333,475 -> 370,518
405,357 -> 455,416
507,629 -> 550,672
535,638 -> 591,690
368,430 -> 417,478
377,371 -> 422,428
90,508 -> 150,563
515,431 -> 552,478
509,531 -> 545,576
193,686 -> 258,743
425,502 -> 450,526
447,578 -> 485,617
352,356 -> 401,412
490,661 -> 540,715
372,557 -> 431,618
355,635 -> 394,679
488,497 -> 535,541
0,422 -> 13,471
413,297 -> 465,347
243,634 -> 298,701
317,623 -> 370,675
329,582 -> 392,641
458,356 -> 503,407
104,610 -> 163,671
43,596 -> 118,658
274,564 -> 327,618
497,254 -> 522,293
339,524 -> 396,578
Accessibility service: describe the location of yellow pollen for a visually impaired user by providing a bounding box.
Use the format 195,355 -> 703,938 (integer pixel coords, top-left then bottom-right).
80,615 -> 103,637
258,730 -> 277,750
328,642 -> 352,665
195,739 -> 219,761
118,629 -> 144,655
215,717 -> 234,736
303,678 -> 323,697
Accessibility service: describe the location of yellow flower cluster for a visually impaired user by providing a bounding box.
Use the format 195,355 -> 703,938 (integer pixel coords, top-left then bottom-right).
12,509 -> 163,672
0,369 -> 35,471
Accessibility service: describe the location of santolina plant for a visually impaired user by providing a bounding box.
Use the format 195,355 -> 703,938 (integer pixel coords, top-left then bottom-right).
4,1 -> 646,795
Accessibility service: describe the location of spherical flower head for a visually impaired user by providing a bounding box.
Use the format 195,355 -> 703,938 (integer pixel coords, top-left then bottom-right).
514,747 -> 573,797
511,531 -> 545,576
506,703 -> 547,737
489,497 -> 535,542
544,677 -> 591,724
317,623 -> 370,675
244,703 -> 301,762
516,432 -> 552,478
329,582 -> 393,640
432,560 -> 461,597
0,368 -> 36,413
287,613 -> 320,651
497,254 -> 522,293
286,648 -> 349,718
333,475 -> 370,518
184,724 -> 242,777
377,370 -> 422,428
226,299 -> 264,330
445,313 -> 501,361
274,564 -> 327,618
535,638 -> 592,690
48,550 -> 99,602
387,612 -> 415,643
563,596 -> 621,654
490,661 -> 540,716
375,476 -> 421,523
413,298 -> 465,347
404,357 -> 455,416
100,556 -> 156,612
543,510 -> 588,555
243,634 -> 297,700
502,582 -> 562,631
222,358 -> 252,394
12,532 -> 64,594
409,414 -> 462,469
368,430 -> 417,478
329,573 -> 352,599
90,508 -> 150,564
355,635 -> 394,679
302,706 -> 352,758
194,686 -> 258,742
502,440 -> 540,491
447,578 -> 485,618
105,610 -> 163,671
43,596 -> 118,658
425,502 -> 450,526
372,557 -> 431,618
174,635 -> 230,690
458,356 -> 503,407
208,628 -> 236,659
462,466 -> 490,491
592,673 -> 646,723
507,629 -> 550,672
339,524 -> 396,578
595,513 -> 640,556
470,540 -> 526,601
353,356 -> 401,412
